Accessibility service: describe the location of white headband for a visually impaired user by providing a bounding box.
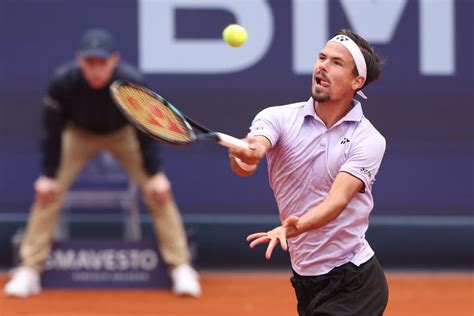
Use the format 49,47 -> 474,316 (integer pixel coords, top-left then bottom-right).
328,35 -> 367,99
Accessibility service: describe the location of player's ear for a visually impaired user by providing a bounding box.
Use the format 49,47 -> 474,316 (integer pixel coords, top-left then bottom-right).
352,76 -> 365,91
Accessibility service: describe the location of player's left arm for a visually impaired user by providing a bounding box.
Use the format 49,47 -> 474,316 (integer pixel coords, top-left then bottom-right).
288,172 -> 363,235
288,133 -> 386,236
247,133 -> 386,259
246,172 -> 363,259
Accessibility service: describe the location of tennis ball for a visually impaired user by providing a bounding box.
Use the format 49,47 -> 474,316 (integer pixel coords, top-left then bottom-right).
222,24 -> 248,47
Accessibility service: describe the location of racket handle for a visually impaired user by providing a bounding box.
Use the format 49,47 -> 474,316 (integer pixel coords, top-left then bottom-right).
216,133 -> 256,172
216,132 -> 250,150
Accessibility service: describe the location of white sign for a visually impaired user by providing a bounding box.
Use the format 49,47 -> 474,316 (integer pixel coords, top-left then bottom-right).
139,0 -> 455,75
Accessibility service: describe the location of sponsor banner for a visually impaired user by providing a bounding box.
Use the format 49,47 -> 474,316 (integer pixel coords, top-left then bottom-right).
14,240 -> 172,289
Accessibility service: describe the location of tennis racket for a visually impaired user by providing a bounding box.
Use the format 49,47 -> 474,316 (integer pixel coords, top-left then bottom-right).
110,80 -> 250,151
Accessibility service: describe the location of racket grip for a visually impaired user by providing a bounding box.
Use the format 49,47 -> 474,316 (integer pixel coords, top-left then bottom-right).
216,133 -> 257,172
216,132 -> 250,150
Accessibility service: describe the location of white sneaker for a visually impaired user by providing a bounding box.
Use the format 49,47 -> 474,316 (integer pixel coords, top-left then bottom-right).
4,266 -> 41,297
170,264 -> 201,298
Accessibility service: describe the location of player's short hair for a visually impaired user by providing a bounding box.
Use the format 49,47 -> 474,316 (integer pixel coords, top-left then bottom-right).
334,29 -> 384,88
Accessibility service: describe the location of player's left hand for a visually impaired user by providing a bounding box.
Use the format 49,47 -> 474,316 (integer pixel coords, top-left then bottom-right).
246,215 -> 300,260
143,172 -> 172,204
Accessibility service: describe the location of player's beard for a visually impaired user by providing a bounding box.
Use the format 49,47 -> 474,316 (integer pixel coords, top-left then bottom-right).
312,88 -> 330,103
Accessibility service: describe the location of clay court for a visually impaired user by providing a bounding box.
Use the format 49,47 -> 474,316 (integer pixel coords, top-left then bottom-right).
1,272 -> 472,316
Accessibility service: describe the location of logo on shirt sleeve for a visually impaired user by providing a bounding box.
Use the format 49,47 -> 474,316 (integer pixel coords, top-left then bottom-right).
251,118 -> 265,131
359,167 -> 372,179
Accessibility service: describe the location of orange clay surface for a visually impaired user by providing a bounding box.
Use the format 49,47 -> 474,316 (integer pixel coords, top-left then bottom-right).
1,272 -> 472,316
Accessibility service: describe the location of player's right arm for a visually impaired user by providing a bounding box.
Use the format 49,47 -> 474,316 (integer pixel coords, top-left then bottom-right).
228,135 -> 271,176
228,106 -> 281,176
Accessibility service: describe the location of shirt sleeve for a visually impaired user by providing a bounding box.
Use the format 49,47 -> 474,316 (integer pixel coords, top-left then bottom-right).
41,78 -> 67,178
248,107 -> 282,146
339,133 -> 386,192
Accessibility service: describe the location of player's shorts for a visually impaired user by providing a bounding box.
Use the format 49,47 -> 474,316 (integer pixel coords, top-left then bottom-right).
290,256 -> 388,316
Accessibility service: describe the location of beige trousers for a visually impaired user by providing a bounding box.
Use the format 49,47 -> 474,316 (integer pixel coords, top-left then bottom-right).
19,124 -> 190,271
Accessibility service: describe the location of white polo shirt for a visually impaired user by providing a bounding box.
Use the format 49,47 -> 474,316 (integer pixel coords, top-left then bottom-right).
249,97 -> 386,276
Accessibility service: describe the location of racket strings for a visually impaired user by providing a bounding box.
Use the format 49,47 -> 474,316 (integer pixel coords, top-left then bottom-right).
116,86 -> 192,143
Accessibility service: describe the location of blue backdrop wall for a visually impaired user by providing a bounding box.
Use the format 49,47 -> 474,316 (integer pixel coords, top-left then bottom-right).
0,0 -> 472,269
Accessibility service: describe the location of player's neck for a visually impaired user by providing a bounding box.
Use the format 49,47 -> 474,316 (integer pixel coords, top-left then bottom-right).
314,98 -> 353,128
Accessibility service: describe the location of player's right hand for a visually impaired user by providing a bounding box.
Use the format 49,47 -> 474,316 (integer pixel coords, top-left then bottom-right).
34,176 -> 60,205
229,135 -> 268,163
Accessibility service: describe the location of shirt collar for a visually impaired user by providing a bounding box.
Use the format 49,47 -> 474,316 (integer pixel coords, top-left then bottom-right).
304,97 -> 364,122
303,97 -> 317,118
343,100 -> 364,122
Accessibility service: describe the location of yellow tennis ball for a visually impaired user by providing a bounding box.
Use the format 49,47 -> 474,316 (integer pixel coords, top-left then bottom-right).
222,24 -> 248,47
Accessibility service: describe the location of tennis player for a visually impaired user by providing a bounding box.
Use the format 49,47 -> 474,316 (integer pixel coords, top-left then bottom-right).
4,28 -> 201,298
228,29 -> 389,315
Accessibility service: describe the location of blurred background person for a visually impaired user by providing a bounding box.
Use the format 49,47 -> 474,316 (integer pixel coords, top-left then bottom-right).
3,28 -> 201,298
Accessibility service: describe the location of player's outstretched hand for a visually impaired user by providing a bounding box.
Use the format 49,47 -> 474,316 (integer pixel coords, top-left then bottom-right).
246,215 -> 300,260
